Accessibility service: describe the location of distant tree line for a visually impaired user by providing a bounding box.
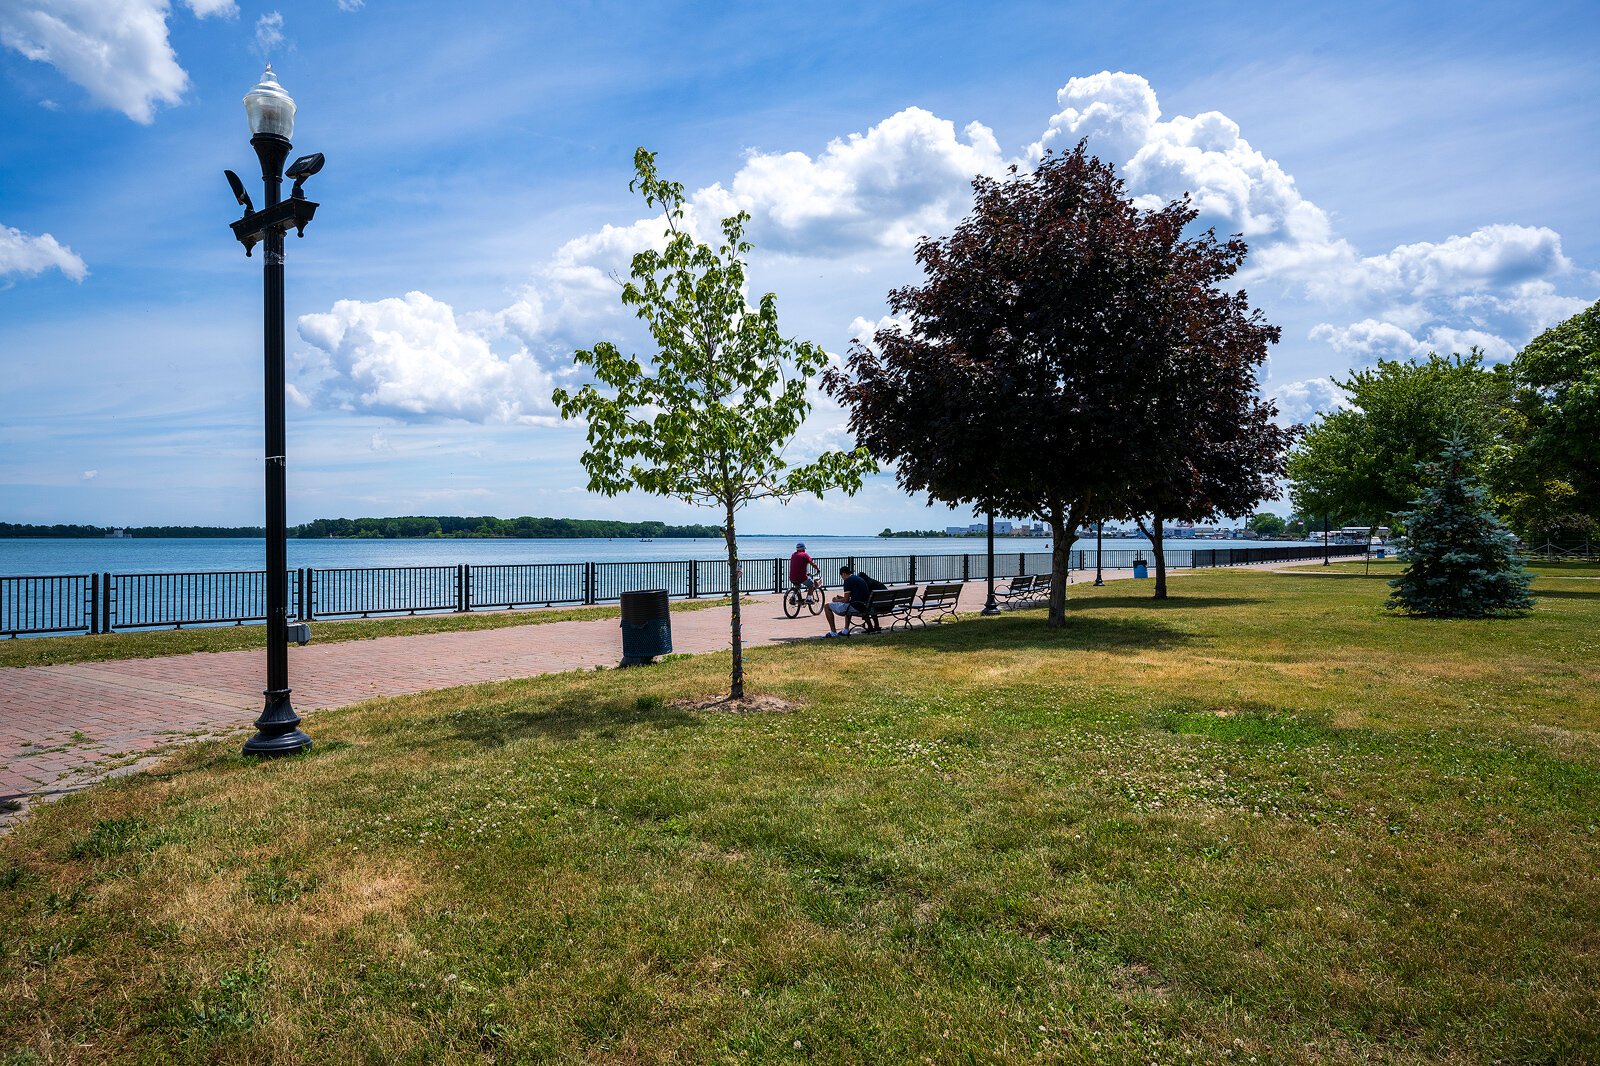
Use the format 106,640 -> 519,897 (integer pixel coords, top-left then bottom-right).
2,516 -> 722,539
289,516 -> 723,539
0,523 -> 265,538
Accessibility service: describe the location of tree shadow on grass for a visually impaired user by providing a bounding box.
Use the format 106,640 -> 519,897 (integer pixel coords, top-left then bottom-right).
445,692 -> 702,749
1066,595 -> 1266,611
1530,587 -> 1600,600
774,609 -> 1195,657
1274,571 -> 1394,580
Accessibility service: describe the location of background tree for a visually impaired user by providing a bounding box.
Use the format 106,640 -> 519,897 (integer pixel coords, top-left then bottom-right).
1487,299 -> 1600,542
1286,352 -> 1509,537
1388,433 -> 1534,618
826,145 -> 1193,626
1117,225 -> 1293,598
1247,513 -> 1288,538
555,149 -> 873,699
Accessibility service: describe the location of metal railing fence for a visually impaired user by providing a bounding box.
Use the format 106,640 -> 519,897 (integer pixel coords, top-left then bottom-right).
1524,540 -> 1598,561
1,542 -> 1370,637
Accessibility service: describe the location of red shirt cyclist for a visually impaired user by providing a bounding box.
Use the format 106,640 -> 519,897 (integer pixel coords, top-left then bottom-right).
788,542 -> 820,593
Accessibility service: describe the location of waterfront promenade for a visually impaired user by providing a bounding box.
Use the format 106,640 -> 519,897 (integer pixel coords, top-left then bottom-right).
1,564 -> 1253,828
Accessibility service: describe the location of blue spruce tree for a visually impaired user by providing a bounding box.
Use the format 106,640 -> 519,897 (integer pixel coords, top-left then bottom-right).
1388,433 -> 1534,617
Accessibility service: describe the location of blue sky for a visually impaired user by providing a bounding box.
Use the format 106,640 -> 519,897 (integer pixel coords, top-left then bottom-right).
3,0 -> 1596,534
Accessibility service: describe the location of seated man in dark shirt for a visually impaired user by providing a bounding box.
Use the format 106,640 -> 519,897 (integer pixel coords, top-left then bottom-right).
823,565 -> 869,636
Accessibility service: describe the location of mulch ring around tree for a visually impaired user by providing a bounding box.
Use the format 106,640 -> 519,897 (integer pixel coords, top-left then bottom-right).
672,693 -> 803,715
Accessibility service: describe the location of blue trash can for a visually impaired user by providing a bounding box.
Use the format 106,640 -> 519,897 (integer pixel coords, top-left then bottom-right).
619,588 -> 672,666
1133,560 -> 1149,579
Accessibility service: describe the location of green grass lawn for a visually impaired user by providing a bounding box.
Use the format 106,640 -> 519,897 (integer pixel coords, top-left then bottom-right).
0,596 -> 735,670
2,568 -> 1598,1063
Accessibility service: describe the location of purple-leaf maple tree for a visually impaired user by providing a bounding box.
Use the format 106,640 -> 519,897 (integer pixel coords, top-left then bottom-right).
826,142 -> 1292,620
1116,218 -> 1295,598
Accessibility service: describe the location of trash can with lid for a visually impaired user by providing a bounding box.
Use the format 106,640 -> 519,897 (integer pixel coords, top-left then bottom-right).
619,588 -> 672,666
1132,559 -> 1149,579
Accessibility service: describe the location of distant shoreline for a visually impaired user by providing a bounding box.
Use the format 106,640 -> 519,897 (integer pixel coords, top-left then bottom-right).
0,516 -> 724,541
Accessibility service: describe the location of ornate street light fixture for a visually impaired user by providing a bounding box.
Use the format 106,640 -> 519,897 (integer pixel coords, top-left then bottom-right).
225,65 -> 322,757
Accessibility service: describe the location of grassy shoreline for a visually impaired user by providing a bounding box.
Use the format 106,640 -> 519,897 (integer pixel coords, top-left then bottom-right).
2,569 -> 1598,1061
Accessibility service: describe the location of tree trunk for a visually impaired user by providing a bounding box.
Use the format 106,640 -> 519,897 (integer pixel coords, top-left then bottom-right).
1047,502 -> 1074,627
724,501 -> 744,700
1149,511 -> 1168,599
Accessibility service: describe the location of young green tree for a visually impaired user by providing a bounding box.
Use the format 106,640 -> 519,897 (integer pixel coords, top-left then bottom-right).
1286,352 -> 1510,536
1388,433 -> 1534,618
553,150 -> 874,699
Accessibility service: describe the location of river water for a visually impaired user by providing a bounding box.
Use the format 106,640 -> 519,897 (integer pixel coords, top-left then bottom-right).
0,535 -> 1319,578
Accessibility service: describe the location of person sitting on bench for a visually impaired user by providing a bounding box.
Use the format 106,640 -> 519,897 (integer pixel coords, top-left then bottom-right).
823,565 -> 869,637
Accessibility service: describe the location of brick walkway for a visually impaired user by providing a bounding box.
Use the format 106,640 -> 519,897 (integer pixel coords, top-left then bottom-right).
2,562 -> 1285,828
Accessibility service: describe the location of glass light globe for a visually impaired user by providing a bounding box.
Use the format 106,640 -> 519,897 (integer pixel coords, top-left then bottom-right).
243,64 -> 296,139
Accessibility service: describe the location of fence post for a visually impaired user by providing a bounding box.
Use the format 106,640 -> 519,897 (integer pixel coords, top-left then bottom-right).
962,554 -> 970,581
585,562 -> 596,604
689,560 -> 699,599
88,573 -> 99,634
1018,551 -> 1027,576
100,572 -> 112,632
456,564 -> 468,613
909,555 -> 917,584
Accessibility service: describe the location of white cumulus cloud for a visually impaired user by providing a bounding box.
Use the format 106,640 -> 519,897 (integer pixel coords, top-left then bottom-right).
1308,317 -> 1520,365
296,76 -> 1596,428
1308,319 -> 1428,361
0,0 -> 194,123
1030,72 -> 1593,372
701,107 -> 1009,254
297,291 -> 562,425
1272,378 -> 1350,424
1032,71 -> 1337,256
0,223 -> 87,281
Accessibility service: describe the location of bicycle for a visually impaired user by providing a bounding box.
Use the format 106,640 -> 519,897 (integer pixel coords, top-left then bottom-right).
782,579 -> 823,618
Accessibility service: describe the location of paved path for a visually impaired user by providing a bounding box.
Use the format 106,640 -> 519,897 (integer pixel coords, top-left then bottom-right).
2,562 -> 1294,827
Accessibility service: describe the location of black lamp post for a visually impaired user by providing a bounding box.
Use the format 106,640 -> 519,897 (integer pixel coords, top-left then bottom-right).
226,65 -> 322,758
981,510 -> 1000,615
1093,520 -> 1104,586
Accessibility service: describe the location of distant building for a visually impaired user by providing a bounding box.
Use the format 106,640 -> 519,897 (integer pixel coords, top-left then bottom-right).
105,528 -> 132,539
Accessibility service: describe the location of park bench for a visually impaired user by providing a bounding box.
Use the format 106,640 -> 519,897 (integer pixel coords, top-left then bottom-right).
909,582 -> 963,626
845,585 -> 919,634
997,574 -> 1052,609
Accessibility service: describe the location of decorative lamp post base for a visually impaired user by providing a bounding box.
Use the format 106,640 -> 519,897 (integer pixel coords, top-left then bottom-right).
242,688 -> 312,757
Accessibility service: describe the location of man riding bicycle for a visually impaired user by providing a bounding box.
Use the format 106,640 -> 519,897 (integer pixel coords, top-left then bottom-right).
788,542 -> 820,594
